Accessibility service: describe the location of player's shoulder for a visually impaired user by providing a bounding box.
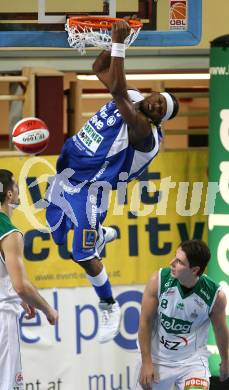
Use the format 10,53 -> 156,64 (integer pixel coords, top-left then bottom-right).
0,212 -> 22,243
159,267 -> 177,295
160,267 -> 172,283
146,271 -> 160,296
199,273 -> 220,291
148,268 -> 171,295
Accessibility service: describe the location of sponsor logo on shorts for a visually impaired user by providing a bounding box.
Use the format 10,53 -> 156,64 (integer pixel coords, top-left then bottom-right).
176,302 -> 184,310
15,371 -> 23,385
184,377 -> 209,389
83,229 -> 97,248
160,334 -> 188,350
89,195 -> 97,229
165,279 -> 173,288
160,312 -> 192,334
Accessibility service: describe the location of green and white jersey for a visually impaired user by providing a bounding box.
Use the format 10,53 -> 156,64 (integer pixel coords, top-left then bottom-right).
151,268 -> 220,365
0,212 -> 22,313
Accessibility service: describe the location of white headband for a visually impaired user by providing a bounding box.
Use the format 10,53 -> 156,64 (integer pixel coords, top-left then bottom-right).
160,92 -> 174,121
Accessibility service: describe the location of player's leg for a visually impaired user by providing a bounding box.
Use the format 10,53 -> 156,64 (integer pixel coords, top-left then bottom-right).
66,185 -> 120,343
45,174 -> 74,245
79,257 -> 121,343
0,311 -> 24,390
175,362 -> 210,390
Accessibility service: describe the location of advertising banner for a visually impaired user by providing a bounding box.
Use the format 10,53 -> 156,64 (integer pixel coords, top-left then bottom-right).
208,36 -> 229,376
21,286 -> 142,390
169,0 -> 187,31
0,151 -> 208,288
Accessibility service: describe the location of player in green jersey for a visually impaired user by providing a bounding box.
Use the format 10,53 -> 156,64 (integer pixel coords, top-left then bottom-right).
133,240 -> 229,390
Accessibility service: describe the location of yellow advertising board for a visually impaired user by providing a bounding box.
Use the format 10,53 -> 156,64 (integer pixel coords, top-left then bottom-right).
0,151 -> 208,288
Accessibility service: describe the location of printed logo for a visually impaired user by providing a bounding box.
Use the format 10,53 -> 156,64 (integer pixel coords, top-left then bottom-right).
165,288 -> 175,296
169,0 -> 187,31
184,378 -> 209,389
176,302 -> 184,310
23,131 -> 46,143
160,334 -> 188,350
160,312 -> 192,334
200,289 -> 210,300
78,123 -> 103,153
83,229 -> 97,248
107,115 -> 116,126
15,372 -> 23,385
190,309 -> 198,319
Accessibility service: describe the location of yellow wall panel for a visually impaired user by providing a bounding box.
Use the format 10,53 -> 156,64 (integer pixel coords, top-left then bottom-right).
117,0 -> 138,13
0,0 -> 103,13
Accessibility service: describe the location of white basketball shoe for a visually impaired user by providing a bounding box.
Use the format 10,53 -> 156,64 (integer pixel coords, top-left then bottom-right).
102,226 -> 118,243
97,301 -> 121,343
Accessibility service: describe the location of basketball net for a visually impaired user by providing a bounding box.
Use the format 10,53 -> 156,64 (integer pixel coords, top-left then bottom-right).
65,16 -> 142,55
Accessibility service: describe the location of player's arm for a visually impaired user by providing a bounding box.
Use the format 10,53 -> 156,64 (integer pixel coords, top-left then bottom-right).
138,271 -> 159,389
92,50 -> 139,96
2,232 -> 58,325
94,21 -> 152,146
210,289 -> 229,381
92,50 -> 112,89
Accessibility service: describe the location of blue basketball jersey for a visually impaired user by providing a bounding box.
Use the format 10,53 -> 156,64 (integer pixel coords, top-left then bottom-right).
56,90 -> 163,189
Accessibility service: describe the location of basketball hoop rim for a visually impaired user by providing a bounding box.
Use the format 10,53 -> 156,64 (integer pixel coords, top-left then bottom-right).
67,16 -> 142,30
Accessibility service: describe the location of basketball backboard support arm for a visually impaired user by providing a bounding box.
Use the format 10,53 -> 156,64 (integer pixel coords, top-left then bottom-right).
0,0 -> 202,48
38,0 -> 65,24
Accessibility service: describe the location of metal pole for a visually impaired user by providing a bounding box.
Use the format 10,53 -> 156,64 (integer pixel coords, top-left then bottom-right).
108,0 -> 116,18
38,0 -> 65,24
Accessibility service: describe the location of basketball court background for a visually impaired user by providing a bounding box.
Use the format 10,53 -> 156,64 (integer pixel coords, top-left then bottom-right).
0,1 -> 229,389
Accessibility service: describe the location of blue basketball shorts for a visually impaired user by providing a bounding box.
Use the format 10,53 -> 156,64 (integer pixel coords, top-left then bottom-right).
46,176 -> 108,261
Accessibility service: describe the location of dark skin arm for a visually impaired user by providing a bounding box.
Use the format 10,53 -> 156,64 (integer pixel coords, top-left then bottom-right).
92,50 -> 112,90
92,21 -> 153,146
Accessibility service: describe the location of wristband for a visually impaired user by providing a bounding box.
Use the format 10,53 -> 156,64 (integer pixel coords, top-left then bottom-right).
111,43 -> 125,58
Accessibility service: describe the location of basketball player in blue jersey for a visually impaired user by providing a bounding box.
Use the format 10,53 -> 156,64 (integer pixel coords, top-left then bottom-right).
46,21 -> 179,343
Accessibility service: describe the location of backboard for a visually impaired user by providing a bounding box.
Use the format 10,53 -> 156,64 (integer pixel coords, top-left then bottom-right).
0,0 -> 202,48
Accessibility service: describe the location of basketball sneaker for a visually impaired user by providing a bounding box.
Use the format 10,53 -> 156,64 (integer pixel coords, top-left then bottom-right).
97,301 -> 121,343
102,226 -> 118,243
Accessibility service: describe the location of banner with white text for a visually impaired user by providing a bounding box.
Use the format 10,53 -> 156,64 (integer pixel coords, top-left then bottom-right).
0,150 -> 208,287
